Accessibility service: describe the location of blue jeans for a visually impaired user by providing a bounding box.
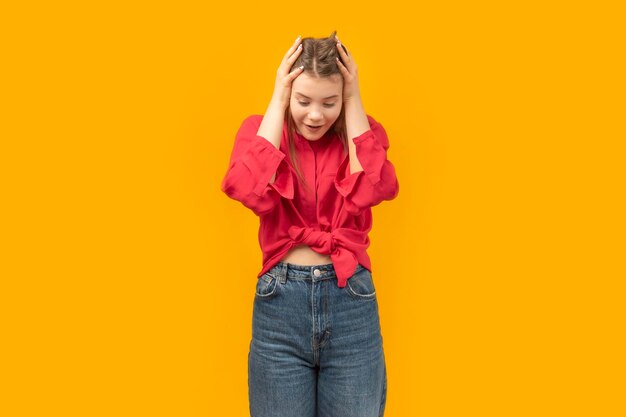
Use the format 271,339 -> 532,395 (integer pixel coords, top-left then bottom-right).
248,261 -> 387,417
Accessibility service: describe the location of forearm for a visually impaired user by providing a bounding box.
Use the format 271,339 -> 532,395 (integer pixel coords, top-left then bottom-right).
257,99 -> 285,183
344,97 -> 369,175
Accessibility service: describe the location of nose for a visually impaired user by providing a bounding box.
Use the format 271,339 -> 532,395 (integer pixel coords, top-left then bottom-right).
308,109 -> 323,122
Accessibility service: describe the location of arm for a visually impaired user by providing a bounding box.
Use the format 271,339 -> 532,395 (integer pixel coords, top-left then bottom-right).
220,108 -> 294,216
333,40 -> 399,216
257,99 -> 286,184
334,108 -> 399,216
344,96 -> 369,175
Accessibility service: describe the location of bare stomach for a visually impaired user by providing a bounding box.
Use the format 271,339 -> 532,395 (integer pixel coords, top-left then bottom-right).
279,244 -> 333,265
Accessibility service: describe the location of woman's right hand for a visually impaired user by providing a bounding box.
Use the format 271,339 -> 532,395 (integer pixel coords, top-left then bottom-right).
271,36 -> 304,110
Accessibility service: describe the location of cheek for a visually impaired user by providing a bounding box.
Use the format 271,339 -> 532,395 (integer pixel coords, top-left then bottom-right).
328,106 -> 342,120
293,106 -> 308,121
289,105 -> 303,119
290,108 -> 305,120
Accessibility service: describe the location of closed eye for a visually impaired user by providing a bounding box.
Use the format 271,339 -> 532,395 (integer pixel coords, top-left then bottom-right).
299,101 -> 336,108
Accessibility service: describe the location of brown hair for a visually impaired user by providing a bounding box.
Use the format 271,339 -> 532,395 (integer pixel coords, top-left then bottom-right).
284,30 -> 350,194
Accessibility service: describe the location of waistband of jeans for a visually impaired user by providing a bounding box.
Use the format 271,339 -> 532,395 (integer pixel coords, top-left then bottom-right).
269,261 -> 364,282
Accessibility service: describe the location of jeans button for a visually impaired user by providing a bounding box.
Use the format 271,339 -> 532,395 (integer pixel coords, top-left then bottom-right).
313,269 -> 321,277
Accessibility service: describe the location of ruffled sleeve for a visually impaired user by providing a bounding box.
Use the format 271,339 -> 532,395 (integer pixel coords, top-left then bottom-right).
221,115 -> 294,216
334,115 -> 399,216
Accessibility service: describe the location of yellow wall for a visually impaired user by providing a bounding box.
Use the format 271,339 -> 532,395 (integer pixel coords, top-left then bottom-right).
2,1 -> 624,416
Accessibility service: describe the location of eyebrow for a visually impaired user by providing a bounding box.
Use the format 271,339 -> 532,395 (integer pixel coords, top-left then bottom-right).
295,92 -> 339,100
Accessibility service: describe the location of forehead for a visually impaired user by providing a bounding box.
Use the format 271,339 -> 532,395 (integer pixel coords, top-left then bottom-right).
292,74 -> 342,100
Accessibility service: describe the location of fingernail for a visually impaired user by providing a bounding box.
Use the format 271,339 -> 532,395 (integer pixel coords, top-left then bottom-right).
295,35 -> 301,43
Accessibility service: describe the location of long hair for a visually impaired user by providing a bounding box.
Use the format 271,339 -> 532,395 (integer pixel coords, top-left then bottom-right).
284,30 -> 350,194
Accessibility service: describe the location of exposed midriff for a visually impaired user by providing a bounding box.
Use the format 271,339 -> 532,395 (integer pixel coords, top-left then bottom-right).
279,244 -> 333,265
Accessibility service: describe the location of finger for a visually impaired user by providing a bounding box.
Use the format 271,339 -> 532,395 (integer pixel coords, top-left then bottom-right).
287,43 -> 303,63
279,42 -> 302,75
283,35 -> 302,60
335,57 -> 349,76
278,48 -> 301,76
282,47 -> 302,75
288,65 -> 304,81
335,41 -> 350,59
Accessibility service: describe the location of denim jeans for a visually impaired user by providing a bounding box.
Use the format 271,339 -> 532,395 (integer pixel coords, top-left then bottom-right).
248,261 -> 387,417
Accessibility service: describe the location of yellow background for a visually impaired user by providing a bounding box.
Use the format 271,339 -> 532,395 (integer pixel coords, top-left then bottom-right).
2,1 -> 624,416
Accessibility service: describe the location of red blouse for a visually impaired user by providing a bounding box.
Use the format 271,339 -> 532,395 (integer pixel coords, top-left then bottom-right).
220,113 -> 399,287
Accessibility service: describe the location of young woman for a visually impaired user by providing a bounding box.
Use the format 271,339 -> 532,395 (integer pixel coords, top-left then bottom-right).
221,31 -> 399,417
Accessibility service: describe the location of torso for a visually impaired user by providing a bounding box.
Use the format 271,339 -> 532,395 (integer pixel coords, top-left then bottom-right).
277,130 -> 335,267
279,244 -> 333,265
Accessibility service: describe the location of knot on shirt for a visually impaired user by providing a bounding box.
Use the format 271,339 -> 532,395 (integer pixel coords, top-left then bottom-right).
287,226 -> 370,288
287,226 -> 339,255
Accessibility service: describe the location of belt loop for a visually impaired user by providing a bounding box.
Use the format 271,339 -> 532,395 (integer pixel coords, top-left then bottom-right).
277,262 -> 287,284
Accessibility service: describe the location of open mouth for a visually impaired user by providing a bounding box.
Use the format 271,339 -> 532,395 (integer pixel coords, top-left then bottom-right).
306,124 -> 323,130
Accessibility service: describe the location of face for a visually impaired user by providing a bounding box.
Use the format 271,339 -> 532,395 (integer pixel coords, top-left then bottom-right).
289,73 -> 343,141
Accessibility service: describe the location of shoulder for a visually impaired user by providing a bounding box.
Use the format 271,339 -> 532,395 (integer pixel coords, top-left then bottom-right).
364,114 -> 390,148
365,114 -> 387,135
244,114 -> 264,124
239,114 -> 264,131
365,114 -> 383,128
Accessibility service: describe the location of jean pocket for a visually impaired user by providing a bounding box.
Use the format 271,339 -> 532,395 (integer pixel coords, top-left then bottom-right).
345,268 -> 376,300
255,272 -> 279,299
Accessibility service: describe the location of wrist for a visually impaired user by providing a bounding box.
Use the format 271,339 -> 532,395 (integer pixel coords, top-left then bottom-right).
344,95 -> 364,111
270,95 -> 289,112
343,93 -> 362,105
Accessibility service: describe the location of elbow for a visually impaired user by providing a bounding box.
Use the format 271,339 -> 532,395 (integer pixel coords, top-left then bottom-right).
221,173 -> 279,217
342,177 -> 399,216
242,197 -> 276,216
220,172 -> 242,201
383,176 -> 399,201
380,161 -> 399,201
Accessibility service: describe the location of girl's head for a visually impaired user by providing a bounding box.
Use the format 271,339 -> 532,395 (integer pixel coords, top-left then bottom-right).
289,73 -> 343,141
284,30 -> 350,190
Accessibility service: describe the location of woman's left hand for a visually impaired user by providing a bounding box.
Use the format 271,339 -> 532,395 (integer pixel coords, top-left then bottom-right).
335,36 -> 361,102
